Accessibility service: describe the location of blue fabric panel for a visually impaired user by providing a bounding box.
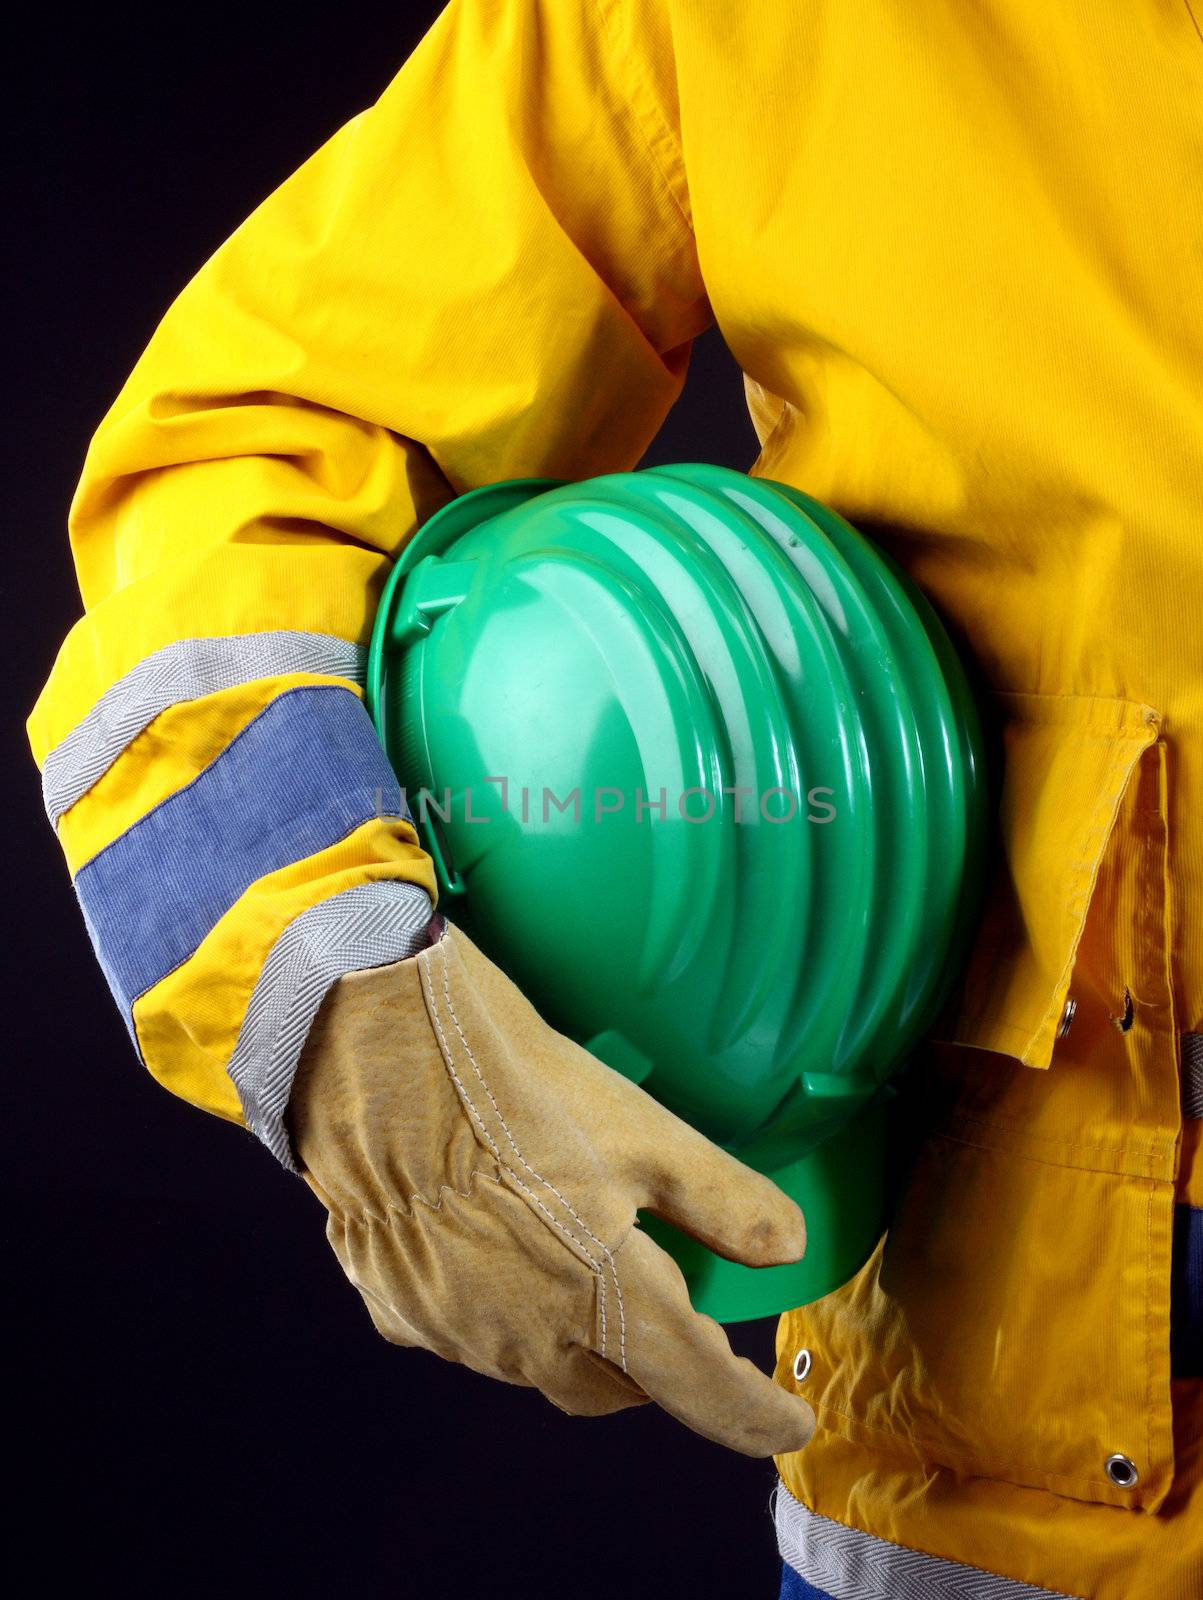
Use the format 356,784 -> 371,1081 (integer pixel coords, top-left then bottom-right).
779,1564 -> 836,1600
74,685 -> 409,1021
1171,1202 -> 1202,1378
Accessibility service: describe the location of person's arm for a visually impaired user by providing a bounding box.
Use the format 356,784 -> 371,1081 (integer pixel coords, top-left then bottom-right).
28,0 -> 816,1455
28,0 -> 710,1161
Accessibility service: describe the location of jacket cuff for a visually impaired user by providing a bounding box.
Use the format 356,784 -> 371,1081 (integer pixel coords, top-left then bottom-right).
227,879 -> 433,1170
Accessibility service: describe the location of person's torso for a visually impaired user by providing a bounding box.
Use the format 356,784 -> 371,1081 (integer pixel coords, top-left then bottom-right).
661,5 -> 1203,1589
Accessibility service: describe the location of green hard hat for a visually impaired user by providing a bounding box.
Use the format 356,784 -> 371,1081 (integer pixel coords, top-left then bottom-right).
367,463 -> 988,1322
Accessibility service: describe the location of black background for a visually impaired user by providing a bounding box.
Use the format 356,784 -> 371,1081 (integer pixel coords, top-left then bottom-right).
9,6 -> 787,1594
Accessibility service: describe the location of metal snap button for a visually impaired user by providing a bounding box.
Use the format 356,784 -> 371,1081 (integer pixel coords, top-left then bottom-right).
1104,1453 -> 1138,1488
1057,996 -> 1078,1038
793,1348 -> 812,1383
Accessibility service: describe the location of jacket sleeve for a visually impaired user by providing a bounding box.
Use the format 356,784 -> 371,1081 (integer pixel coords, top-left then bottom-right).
27,0 -> 712,1167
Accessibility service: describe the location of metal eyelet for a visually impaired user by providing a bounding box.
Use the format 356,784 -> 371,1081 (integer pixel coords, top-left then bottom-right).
1057,996 -> 1078,1038
1104,1453 -> 1138,1488
792,1348 -> 812,1383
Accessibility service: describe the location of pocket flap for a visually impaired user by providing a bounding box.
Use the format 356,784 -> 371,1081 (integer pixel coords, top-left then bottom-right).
931,691 -> 1161,1068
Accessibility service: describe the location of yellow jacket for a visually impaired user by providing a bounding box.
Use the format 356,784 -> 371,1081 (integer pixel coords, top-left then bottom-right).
28,3 -> 1202,1595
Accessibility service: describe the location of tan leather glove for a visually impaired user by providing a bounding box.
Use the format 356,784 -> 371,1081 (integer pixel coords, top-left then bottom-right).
287,916 -> 816,1457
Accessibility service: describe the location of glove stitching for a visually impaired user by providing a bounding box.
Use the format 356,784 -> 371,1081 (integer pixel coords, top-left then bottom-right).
422,963 -> 611,1364
333,1168 -> 510,1229
333,1168 -> 612,1384
417,944 -> 612,1363
426,937 -> 628,1376
433,939 -> 628,1376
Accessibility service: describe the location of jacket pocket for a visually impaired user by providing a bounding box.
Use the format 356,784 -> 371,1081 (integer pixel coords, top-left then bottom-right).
779,693 -> 1182,1510
930,690 -> 1162,1068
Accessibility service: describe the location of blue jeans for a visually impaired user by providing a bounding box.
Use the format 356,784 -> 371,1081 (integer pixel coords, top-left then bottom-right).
779,1565 -> 835,1600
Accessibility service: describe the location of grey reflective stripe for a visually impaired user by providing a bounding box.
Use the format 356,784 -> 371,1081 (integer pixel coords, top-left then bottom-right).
772,1481 -> 1081,1600
42,631 -> 367,825
1184,1033 -> 1203,1119
227,880 -> 433,1171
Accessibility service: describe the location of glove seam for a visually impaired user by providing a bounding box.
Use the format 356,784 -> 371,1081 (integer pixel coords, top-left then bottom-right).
422,933 -> 629,1375
333,1165 -> 617,1374
329,1165 -> 508,1231
423,947 -> 618,1370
